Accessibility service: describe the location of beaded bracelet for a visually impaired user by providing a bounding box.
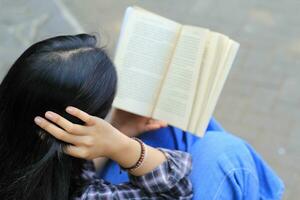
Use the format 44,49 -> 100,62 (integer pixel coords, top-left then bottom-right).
121,137 -> 146,172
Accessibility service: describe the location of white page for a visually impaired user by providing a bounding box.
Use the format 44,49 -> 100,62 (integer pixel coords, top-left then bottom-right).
196,40 -> 240,135
113,7 -> 181,116
153,26 -> 209,129
194,34 -> 230,135
187,32 -> 219,131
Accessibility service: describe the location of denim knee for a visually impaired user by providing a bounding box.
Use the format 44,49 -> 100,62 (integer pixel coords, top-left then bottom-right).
189,131 -> 284,200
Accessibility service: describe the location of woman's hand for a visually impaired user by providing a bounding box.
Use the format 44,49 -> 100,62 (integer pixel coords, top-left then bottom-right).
110,108 -> 168,137
34,106 -> 131,160
34,106 -> 167,176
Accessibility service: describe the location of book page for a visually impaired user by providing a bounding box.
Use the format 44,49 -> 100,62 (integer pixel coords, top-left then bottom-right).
113,7 -> 182,116
193,34 -> 230,135
187,32 -> 219,131
153,26 -> 210,129
196,40 -> 240,135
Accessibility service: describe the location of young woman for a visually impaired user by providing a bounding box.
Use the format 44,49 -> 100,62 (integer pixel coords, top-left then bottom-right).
0,34 -> 193,200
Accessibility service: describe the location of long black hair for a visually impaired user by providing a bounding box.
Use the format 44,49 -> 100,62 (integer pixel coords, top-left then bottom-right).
0,34 -> 117,200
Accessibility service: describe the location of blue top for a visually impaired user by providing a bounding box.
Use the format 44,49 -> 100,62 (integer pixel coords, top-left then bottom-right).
99,118 -> 284,199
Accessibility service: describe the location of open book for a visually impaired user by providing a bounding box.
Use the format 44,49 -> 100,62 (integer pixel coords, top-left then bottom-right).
112,6 -> 239,137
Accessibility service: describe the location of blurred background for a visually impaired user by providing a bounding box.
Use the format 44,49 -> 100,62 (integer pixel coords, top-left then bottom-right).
0,0 -> 299,199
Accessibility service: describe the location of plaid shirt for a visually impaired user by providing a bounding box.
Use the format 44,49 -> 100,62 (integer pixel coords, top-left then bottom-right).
78,148 -> 193,200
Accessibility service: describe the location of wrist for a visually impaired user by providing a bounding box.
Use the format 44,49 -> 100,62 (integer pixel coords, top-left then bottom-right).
108,136 -> 141,169
121,138 -> 146,172
105,128 -> 130,159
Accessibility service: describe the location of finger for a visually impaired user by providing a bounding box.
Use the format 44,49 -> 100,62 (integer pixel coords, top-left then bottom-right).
45,111 -> 85,135
34,116 -> 82,145
157,120 -> 168,127
66,106 -> 95,125
145,123 -> 161,131
147,119 -> 168,127
64,145 -> 90,159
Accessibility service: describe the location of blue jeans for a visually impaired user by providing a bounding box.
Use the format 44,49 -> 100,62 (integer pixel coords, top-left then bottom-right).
99,118 -> 284,199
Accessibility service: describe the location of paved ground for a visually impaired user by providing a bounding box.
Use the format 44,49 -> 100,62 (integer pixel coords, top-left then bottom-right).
1,0 -> 299,199
0,0 -> 82,80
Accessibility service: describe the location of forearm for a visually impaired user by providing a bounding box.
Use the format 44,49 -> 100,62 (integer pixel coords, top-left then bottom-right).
107,131 -> 166,176
81,148 -> 193,200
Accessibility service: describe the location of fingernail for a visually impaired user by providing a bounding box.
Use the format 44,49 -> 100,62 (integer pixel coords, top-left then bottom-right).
34,116 -> 43,124
45,111 -> 54,120
66,106 -> 74,113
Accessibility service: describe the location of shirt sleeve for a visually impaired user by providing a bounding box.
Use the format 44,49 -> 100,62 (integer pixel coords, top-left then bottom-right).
79,148 -> 193,200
